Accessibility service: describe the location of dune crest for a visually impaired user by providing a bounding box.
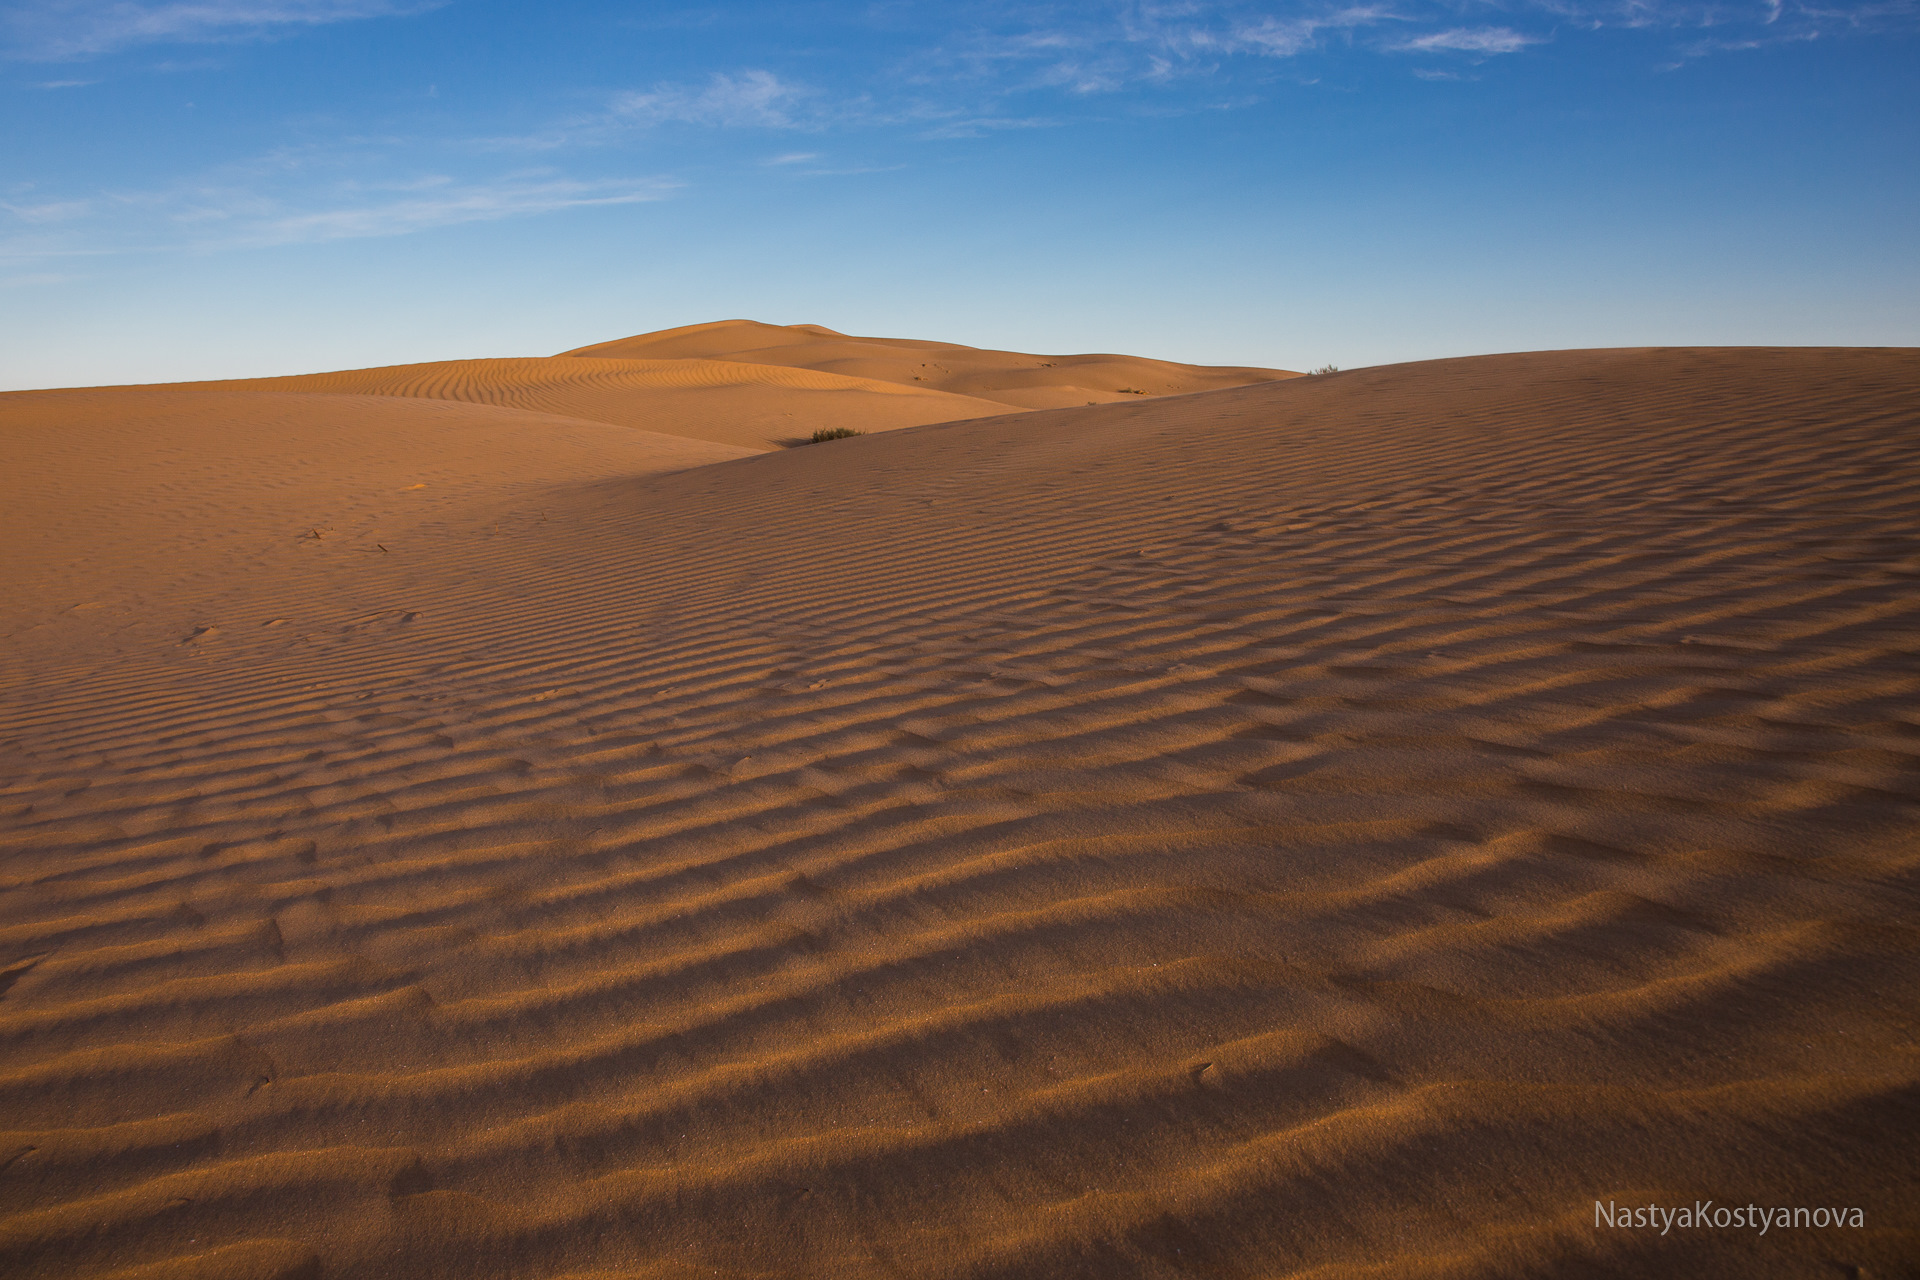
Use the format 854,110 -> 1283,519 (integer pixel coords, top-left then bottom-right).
182,353 -> 1014,451
1,345 -> 1917,1278
77,318 -> 1297,451
559,317 -> 1299,410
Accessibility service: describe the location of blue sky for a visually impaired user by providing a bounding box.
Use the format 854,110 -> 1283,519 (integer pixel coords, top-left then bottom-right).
2,0 -> 1915,388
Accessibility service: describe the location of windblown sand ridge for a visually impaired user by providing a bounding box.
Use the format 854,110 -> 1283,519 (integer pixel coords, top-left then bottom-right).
1,345 -> 1917,1278
197,356 -> 1016,451
561,319 -> 1296,411
145,320 -> 1298,451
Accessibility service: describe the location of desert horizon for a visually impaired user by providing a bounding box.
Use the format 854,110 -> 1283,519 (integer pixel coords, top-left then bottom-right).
3,319 -> 1917,1278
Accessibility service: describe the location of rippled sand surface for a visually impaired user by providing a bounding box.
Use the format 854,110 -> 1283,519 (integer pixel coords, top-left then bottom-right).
2,343 -> 1916,1278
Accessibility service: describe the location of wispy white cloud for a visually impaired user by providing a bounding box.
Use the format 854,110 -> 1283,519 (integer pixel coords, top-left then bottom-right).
466,2 -> 1911,164
781,163 -> 907,177
482,71 -> 834,153
1397,26 -> 1544,53
1529,0 -> 1912,36
904,0 -> 1910,92
243,174 -> 673,244
1671,24 -> 1822,58
918,114 -> 1057,139
610,70 -> 814,129
906,4 -> 1408,98
6,0 -> 1906,278
0,270 -> 83,287
0,197 -> 96,222
1,0 -> 440,61
1229,6 -> 1399,57
1,162 -> 678,265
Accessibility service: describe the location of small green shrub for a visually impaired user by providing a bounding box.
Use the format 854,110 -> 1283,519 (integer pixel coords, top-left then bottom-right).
1309,365 -> 1339,376
810,427 -> 864,443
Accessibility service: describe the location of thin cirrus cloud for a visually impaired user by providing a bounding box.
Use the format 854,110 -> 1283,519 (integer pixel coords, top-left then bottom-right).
0,197 -> 97,223
909,4 -> 1477,98
488,0 -> 1901,159
1395,27 -> 1543,54
0,271 -> 77,288
483,71 -> 835,153
916,114 -> 1058,139
609,70 -> 819,129
1227,7 -> 1398,57
0,171 -> 676,262
0,0 -> 439,60
919,0 -> 1911,91
4,0 -> 1909,272
246,175 -> 674,245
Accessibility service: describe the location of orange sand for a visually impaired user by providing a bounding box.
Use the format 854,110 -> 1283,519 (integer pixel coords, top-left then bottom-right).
1,332 -> 1917,1278
167,320 -> 1296,450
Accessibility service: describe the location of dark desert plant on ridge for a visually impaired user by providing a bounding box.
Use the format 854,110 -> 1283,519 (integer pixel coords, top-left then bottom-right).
810,427 -> 863,443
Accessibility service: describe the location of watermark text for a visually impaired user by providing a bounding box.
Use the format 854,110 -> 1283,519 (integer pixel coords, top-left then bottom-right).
1596,1200 -> 1864,1236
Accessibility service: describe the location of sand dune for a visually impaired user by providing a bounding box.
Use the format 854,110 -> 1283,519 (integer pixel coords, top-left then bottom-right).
127,320 -> 1296,451
0,388 -> 752,670
560,319 -> 1297,410
189,356 -> 1018,451
2,344 -> 1918,1278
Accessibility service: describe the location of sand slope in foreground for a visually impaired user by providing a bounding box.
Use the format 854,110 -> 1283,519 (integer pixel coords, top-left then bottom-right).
1,348 -> 1918,1279
0,388 -> 753,662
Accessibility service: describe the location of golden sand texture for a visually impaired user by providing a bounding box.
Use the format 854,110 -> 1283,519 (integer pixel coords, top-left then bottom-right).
145,320 -> 1296,451
0,389 -> 753,675
196,357 -> 1016,451
1,343 -> 1918,1278
560,319 -> 1298,411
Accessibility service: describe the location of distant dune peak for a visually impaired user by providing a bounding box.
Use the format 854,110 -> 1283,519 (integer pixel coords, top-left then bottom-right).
555,318 -> 1297,416
558,318 -> 834,359
8,318 -> 1296,454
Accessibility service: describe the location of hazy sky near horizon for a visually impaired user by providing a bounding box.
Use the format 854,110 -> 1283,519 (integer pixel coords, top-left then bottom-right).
2,0 -> 1915,388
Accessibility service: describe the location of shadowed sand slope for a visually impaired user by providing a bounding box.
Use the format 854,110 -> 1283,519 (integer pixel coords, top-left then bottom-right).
0,388 -> 754,660
560,318 -> 1299,409
2,347 -> 1919,1279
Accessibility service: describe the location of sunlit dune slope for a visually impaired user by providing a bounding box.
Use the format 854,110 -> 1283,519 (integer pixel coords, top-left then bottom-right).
0,388 -> 752,658
187,354 -> 1017,450
2,347 -> 1918,1279
560,317 -> 1298,409
27,318 -> 1296,454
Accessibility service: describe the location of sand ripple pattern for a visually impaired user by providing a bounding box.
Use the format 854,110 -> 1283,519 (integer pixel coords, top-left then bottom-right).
2,349 -> 1918,1278
241,356 -> 942,400
206,356 -> 1005,448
